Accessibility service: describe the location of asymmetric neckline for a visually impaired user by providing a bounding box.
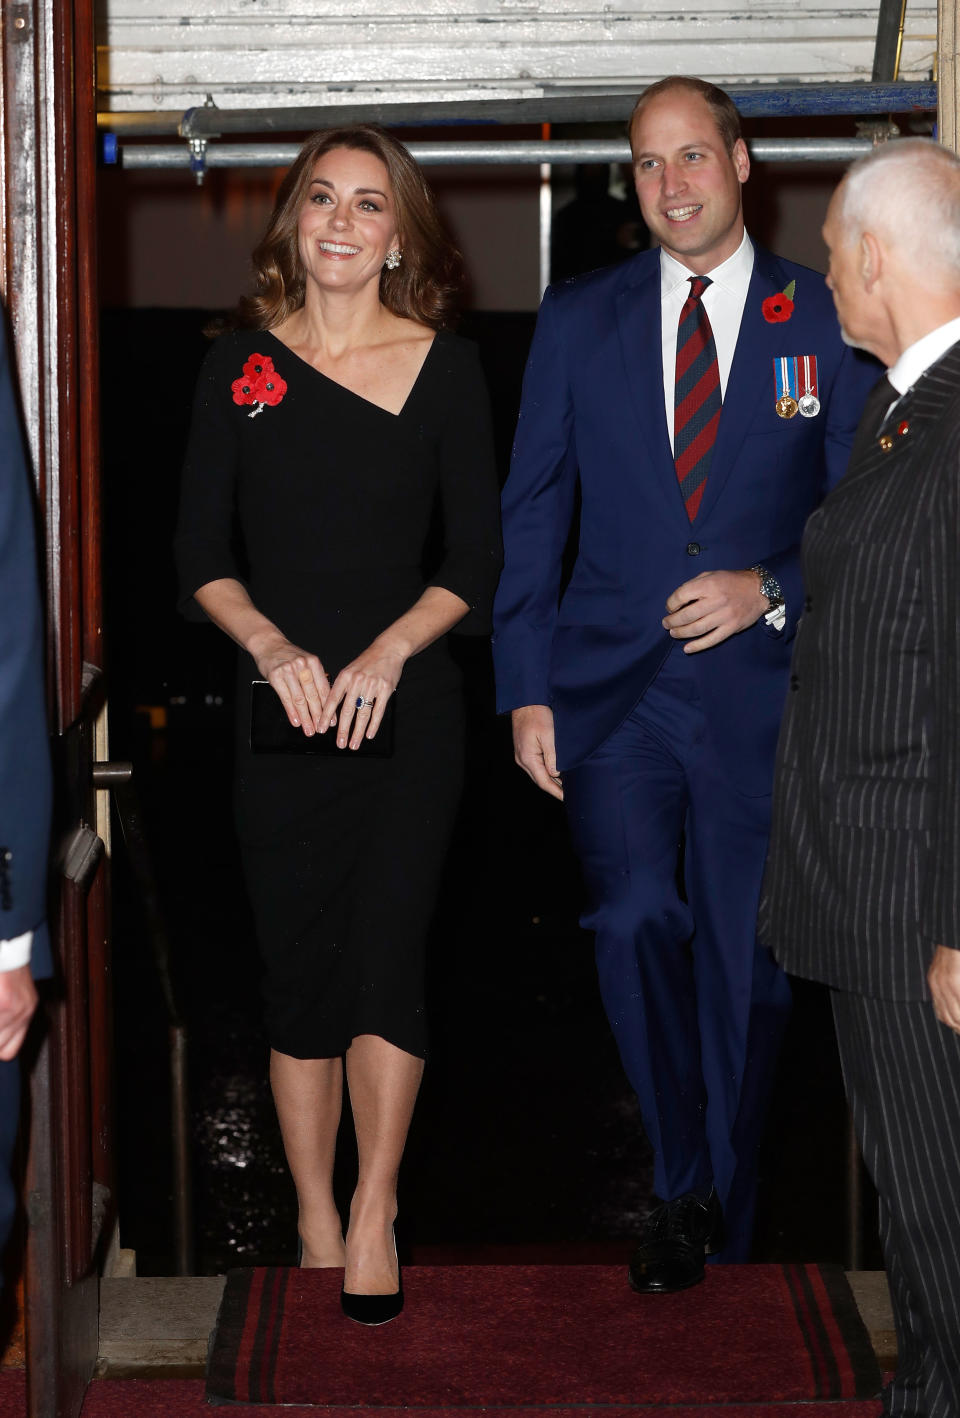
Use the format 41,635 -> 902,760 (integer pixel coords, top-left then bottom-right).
262,327 -> 440,419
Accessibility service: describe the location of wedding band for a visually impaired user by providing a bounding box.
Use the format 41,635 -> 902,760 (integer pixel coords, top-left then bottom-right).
355,696 -> 374,709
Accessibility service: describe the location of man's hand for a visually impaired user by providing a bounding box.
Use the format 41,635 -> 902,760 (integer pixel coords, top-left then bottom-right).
0,965 -> 37,1061
928,945 -> 960,1034
663,569 -> 769,653
512,704 -> 564,800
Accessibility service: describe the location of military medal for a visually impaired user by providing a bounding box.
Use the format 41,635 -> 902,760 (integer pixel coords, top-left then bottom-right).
774,356 -> 799,418
797,355 -> 820,417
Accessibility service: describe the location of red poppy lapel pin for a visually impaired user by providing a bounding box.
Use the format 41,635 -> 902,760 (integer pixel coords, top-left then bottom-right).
231,353 -> 288,419
762,280 -> 796,324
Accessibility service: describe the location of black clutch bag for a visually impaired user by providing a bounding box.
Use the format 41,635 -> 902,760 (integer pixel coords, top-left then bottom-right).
249,680 -> 395,758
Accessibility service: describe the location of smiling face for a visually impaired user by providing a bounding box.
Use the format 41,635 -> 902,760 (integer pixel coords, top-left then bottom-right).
630,88 -> 749,273
297,146 -> 400,296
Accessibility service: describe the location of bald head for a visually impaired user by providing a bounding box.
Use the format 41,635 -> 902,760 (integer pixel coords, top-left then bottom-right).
821,138 -> 960,364
838,138 -> 960,284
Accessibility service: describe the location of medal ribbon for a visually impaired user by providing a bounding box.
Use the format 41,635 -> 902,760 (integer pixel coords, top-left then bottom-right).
801,355 -> 818,400
774,356 -> 797,404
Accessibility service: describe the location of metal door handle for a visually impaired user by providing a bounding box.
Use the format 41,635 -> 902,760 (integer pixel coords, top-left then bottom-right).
91,761 -> 133,790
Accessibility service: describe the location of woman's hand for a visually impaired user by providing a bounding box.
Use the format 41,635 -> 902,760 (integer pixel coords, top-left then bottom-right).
252,631 -> 330,736
321,640 -> 406,749
192,581 -> 331,736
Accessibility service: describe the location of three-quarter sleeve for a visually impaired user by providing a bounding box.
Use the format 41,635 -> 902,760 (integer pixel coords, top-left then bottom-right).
426,339 -> 503,635
174,339 -> 244,610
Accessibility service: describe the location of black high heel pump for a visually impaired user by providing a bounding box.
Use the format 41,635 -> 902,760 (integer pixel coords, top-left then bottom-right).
341,1229 -> 403,1325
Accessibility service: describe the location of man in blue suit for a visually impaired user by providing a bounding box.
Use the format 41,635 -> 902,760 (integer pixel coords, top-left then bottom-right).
493,76 -> 878,1290
0,310 -> 53,1269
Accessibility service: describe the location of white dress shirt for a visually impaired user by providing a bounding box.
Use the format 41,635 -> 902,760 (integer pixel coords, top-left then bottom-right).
0,931 -> 32,972
887,315 -> 960,399
660,230 -> 755,454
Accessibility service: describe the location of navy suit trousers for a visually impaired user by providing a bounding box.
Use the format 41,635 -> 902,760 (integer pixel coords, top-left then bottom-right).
563,647 -> 791,1259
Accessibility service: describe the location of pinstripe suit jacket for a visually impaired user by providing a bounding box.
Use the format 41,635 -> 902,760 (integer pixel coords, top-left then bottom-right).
759,340 -> 960,1000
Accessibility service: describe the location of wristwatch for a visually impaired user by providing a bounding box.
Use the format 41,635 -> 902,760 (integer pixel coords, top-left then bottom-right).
749,563 -> 784,610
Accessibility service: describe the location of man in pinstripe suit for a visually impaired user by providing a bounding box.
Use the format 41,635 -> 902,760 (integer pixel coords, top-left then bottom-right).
761,139 -> 960,1418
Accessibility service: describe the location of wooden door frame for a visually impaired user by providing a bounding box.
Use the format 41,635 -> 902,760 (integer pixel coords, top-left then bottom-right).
2,1 -> 109,1414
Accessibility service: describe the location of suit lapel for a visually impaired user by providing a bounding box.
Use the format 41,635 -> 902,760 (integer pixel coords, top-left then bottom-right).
840,375 -> 896,486
694,247 -> 785,526
615,260 -> 691,531
841,340 -> 960,493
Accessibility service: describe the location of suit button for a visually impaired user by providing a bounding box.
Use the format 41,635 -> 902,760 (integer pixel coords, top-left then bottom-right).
686,542 -> 701,556
790,675 -> 800,692
804,596 -> 813,613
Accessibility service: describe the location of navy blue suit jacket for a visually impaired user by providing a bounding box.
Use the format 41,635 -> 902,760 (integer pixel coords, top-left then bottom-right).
493,244 -> 880,789
0,318 -> 52,981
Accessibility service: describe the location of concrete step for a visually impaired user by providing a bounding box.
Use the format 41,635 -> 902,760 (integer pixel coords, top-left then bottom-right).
96,1276 -> 225,1378
847,1269 -> 897,1371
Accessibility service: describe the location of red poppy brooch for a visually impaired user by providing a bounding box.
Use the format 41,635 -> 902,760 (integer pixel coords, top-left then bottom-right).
231,353 -> 287,419
762,280 -> 796,324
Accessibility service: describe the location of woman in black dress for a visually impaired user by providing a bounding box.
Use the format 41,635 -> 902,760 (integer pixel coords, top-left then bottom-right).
175,127 -> 501,1323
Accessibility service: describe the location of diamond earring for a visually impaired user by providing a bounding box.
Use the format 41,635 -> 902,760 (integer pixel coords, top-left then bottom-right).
384,249 -> 402,270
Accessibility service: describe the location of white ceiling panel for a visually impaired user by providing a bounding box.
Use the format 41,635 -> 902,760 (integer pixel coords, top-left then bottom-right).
96,0 -> 937,113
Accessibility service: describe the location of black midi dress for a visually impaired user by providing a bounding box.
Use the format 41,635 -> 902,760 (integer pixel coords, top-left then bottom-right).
175,329 -> 502,1060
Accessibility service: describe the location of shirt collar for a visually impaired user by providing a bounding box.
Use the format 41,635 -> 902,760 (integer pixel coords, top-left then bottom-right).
660,229 -> 755,300
887,316 -> 960,395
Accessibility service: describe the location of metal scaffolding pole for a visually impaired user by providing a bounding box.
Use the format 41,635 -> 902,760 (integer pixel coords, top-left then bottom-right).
166,81 -> 936,140
109,137 -> 884,173
96,80 -> 936,144
873,0 -> 910,82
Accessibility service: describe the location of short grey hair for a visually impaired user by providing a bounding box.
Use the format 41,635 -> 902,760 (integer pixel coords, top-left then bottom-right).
839,138 -> 960,279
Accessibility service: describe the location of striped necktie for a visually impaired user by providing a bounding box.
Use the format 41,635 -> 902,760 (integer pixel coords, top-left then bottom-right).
674,275 -> 721,522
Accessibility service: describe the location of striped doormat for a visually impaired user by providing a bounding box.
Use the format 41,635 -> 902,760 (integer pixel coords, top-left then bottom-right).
206,1262 -> 882,1407
0,1373 -> 886,1416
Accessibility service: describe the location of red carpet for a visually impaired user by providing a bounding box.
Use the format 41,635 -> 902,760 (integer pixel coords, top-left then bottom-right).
206,1263 -> 882,1407
0,1372 -> 884,1415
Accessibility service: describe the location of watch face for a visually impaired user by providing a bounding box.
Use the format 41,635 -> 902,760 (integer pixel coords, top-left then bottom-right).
750,565 -> 782,605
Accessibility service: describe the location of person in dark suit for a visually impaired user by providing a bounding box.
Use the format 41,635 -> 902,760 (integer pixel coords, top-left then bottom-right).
492,75 -> 878,1291
761,138 -> 960,1417
550,164 -> 648,281
0,311 -> 52,1268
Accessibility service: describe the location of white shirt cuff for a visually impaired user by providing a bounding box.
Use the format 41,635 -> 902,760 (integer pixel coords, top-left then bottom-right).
0,932 -> 33,971
765,603 -> 786,632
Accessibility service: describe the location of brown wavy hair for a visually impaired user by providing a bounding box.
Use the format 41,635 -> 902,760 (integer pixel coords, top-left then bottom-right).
235,125 -> 463,331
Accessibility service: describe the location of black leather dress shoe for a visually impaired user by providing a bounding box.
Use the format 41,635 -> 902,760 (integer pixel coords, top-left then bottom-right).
628,1189 -> 724,1294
